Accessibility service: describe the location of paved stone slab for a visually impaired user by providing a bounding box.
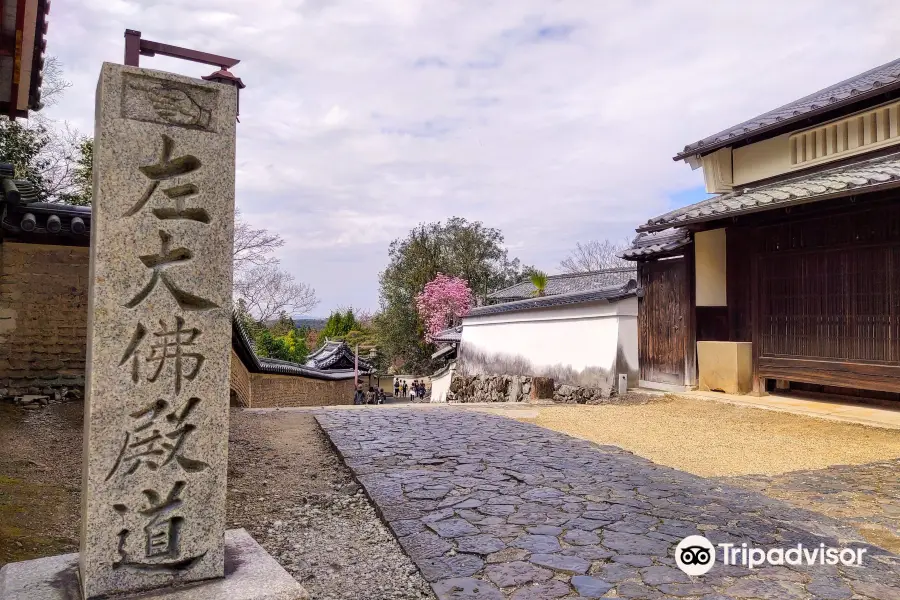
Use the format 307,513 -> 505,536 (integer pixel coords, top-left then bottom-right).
528,553 -> 590,574
427,517 -> 481,538
417,554 -> 484,582
431,577 -> 504,600
571,575 -> 615,598
509,579 -> 571,599
400,531 -> 453,560
456,534 -> 507,555
316,408 -> 900,599
483,560 -> 553,587
510,534 -> 561,553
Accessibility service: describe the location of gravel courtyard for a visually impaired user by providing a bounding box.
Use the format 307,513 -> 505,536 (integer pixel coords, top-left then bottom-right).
506,395 -> 900,477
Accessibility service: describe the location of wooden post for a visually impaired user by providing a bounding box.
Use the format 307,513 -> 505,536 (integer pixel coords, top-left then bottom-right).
749,230 -> 767,396
683,243 -> 698,388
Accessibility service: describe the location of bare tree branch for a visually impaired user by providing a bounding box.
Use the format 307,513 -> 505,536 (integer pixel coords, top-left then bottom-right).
559,238 -> 632,273
39,56 -> 72,108
36,120 -> 81,199
233,208 -> 285,272
234,263 -> 319,322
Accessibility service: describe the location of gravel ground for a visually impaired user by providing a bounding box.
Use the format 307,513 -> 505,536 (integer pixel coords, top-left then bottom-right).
228,409 -> 435,600
1,403 -> 435,600
0,402 -> 82,565
511,394 -> 900,476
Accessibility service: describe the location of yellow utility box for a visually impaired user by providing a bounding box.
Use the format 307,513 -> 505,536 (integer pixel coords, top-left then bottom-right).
697,341 -> 753,395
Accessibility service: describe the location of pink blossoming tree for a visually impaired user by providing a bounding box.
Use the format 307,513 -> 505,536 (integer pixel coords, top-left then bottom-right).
415,273 -> 474,343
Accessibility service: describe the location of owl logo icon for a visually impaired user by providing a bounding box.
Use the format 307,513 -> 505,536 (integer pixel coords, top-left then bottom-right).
675,535 -> 716,575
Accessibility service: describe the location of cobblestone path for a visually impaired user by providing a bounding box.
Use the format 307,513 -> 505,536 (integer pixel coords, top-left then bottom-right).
316,409 -> 899,599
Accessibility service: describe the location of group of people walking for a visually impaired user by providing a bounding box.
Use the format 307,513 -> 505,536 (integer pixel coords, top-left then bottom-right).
351,378 -> 429,405
394,379 -> 427,400
353,384 -> 385,405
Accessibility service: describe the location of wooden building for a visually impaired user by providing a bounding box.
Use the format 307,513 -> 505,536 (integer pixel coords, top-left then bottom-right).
0,0 -> 51,118
623,57 -> 900,399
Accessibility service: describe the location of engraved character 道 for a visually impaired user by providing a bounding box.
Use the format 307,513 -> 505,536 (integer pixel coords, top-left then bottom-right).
113,481 -> 207,572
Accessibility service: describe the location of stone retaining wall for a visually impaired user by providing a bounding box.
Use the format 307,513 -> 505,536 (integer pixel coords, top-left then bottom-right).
447,373 -> 615,404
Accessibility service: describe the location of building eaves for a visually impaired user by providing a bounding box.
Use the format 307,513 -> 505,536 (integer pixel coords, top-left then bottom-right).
305,341 -> 373,371
432,325 -> 463,343
674,57 -> 900,161
29,0 -> 51,111
231,313 -> 365,380
640,151 -> 900,232
620,228 -> 691,261
468,281 -> 638,318
431,344 -> 457,361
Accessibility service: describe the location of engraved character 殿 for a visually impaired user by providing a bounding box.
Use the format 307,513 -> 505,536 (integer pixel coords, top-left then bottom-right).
125,230 -> 218,311
120,317 -> 206,394
125,133 -> 209,223
106,397 -> 209,481
113,481 -> 207,572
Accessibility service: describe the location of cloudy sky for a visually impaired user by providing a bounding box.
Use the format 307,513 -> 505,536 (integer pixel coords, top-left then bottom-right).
48,1 -> 900,315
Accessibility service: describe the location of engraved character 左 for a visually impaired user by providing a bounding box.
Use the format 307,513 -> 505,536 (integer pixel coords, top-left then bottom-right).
113,481 -> 207,572
106,397 -> 208,481
125,133 -> 209,223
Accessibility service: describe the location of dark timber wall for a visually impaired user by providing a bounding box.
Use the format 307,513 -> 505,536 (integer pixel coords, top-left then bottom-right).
754,201 -> 900,393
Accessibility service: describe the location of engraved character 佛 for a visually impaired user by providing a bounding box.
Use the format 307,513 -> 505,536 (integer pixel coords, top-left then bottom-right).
120,317 -> 206,393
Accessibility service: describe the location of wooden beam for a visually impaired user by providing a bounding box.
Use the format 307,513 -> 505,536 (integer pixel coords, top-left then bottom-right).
8,0 -> 27,118
683,241 -> 697,387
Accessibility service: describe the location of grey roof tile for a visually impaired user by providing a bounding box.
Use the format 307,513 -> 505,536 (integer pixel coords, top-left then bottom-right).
620,227 -> 690,260
305,340 -> 373,371
468,281 -> 638,318
432,325 -> 463,343
642,151 -> 900,231
675,57 -> 900,160
487,267 -> 636,301
231,314 -> 369,380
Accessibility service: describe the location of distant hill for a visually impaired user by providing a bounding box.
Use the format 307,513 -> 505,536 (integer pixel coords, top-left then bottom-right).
294,317 -> 328,330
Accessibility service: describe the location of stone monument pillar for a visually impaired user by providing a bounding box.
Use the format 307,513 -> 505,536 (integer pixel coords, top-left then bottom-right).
0,61 -> 306,600
78,62 -> 235,598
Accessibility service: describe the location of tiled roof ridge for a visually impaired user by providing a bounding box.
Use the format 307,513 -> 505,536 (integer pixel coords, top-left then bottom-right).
642,150 -> 900,231
543,266 -> 636,279
675,56 -> 900,160
231,311 -> 366,380
487,266 -> 637,300
469,280 -> 638,318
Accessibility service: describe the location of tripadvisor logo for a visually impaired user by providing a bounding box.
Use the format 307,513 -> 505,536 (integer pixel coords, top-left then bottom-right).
675,535 -> 868,575
675,535 -> 716,575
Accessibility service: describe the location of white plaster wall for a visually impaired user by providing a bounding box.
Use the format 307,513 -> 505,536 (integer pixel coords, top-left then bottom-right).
460,297 -> 638,385
429,362 -> 456,403
695,229 -> 727,307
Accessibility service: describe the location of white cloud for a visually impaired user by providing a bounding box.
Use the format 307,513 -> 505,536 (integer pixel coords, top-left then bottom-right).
322,105 -> 349,127
45,0 -> 900,313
